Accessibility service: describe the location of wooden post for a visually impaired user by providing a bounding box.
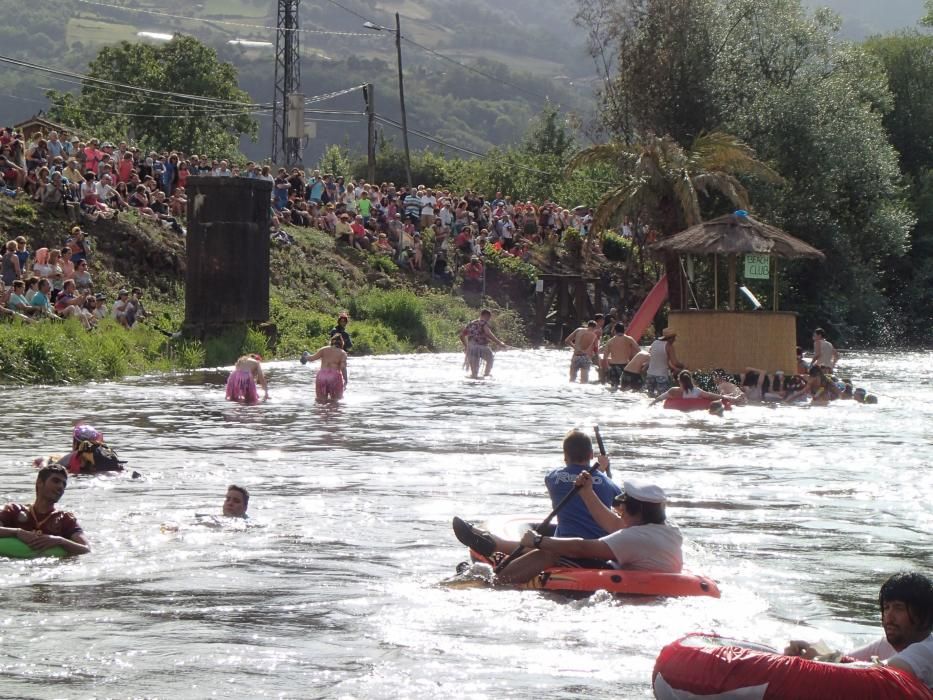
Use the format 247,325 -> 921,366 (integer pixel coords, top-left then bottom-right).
395,13 -> 412,189
714,254 -> 719,309
728,254 -> 736,311
772,256 -> 779,311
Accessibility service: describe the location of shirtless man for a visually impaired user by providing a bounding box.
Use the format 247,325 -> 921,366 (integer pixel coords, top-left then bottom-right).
301,335 -> 348,402
0,464 -> 90,556
225,354 -> 268,404
620,350 -> 650,391
811,327 -> 838,372
565,321 -> 600,383
602,323 -> 641,389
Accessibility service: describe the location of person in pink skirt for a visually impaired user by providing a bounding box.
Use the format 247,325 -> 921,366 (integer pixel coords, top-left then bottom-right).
301,336 -> 348,403
225,354 -> 269,404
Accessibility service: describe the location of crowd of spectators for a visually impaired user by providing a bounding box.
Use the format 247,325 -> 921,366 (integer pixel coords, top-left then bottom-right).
2,122 -> 609,315
1,227 -> 150,329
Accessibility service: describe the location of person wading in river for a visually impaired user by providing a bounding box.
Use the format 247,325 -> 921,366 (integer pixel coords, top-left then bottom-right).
565,321 -> 599,383
223,485 -> 249,518
225,354 -> 269,404
459,308 -> 508,379
301,335 -> 349,402
785,572 -> 933,690
0,464 -> 90,556
602,323 -> 641,389
811,327 -> 838,372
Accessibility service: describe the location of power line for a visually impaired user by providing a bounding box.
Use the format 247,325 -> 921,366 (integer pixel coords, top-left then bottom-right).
73,0 -> 389,37
0,54 -> 269,108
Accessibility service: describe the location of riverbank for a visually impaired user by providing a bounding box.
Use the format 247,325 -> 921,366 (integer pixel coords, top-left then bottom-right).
0,199 -> 528,384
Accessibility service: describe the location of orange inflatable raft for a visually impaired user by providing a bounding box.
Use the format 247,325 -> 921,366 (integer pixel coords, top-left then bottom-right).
462,517 -> 720,598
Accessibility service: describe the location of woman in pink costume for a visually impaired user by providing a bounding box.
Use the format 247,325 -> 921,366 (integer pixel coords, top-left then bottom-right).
301,336 -> 348,403
225,354 -> 269,404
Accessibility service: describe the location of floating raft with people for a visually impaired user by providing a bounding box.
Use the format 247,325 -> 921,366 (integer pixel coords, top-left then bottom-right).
456,517 -> 720,598
0,537 -> 68,559
652,634 -> 933,700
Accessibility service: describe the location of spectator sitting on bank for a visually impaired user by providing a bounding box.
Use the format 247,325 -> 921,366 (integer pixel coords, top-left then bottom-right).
6,279 -> 36,316
129,288 -> 151,323
112,289 -> 132,328
374,233 -> 393,254
80,172 -> 115,220
66,227 -> 90,265
462,256 -> 484,292
350,215 -> 369,250
54,279 -> 90,325
335,212 -> 352,245
59,248 -> 74,280
73,260 -> 92,290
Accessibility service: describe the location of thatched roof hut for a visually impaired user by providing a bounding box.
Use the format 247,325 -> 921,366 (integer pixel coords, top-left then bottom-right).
650,212 -> 825,260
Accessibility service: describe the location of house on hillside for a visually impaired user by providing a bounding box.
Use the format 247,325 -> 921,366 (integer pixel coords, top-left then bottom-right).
13,114 -> 83,142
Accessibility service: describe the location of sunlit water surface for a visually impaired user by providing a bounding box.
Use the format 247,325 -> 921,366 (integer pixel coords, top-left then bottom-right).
1,350 -> 931,698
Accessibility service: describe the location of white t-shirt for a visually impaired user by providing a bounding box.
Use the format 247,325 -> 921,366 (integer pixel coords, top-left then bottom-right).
599,523 -> 683,573
850,634 -> 933,688
420,195 -> 435,216
848,636 -> 896,661
892,634 -> 933,688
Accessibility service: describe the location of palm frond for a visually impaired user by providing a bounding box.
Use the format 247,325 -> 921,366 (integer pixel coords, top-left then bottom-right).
689,132 -> 783,183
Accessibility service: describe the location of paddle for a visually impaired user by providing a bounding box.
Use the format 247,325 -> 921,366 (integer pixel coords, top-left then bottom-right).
493,426 -> 609,575
594,425 -> 611,480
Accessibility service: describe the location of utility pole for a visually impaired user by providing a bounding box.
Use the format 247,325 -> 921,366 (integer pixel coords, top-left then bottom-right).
363,14 -> 412,188
395,13 -> 412,189
363,83 -> 376,184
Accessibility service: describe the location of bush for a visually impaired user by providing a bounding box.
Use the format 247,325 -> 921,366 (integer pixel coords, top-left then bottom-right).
562,227 -> 583,257
350,321 -> 404,355
602,231 -> 633,262
482,245 -> 538,288
349,289 -> 430,346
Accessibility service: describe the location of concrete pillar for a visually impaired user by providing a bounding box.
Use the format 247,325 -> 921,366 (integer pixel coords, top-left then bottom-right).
184,176 -> 273,332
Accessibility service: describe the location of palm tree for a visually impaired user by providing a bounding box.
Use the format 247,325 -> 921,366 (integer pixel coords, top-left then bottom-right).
567,132 -> 782,308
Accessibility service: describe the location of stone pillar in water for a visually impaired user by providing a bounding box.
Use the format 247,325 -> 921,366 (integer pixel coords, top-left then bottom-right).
183,176 -> 272,334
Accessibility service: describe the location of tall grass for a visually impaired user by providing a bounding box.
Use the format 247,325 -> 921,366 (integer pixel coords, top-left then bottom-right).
0,318 -> 173,384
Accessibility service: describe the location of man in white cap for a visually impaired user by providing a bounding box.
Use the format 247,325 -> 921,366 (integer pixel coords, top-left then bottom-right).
462,473 -> 683,585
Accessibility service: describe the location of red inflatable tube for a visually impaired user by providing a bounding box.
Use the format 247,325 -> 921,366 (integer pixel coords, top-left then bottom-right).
653,634 -> 933,699
663,397 -> 732,411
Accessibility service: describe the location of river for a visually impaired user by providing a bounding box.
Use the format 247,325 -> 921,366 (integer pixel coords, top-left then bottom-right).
1,350 -> 931,698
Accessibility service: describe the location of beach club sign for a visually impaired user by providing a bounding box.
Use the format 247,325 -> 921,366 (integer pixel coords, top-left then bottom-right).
744,254 -> 770,280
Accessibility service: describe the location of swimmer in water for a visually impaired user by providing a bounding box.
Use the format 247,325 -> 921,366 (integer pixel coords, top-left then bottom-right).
565,321 -> 600,383
225,354 -> 268,404
223,485 -> 249,518
301,335 -> 348,403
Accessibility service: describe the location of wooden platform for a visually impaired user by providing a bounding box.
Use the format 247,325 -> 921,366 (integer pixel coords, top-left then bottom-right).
667,310 -> 797,374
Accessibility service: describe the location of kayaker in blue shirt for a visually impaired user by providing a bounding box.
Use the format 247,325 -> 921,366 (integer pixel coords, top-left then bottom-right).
544,429 -> 620,538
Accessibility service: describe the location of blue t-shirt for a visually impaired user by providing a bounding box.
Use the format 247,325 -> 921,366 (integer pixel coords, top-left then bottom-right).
308,180 -> 324,203
545,464 -> 621,539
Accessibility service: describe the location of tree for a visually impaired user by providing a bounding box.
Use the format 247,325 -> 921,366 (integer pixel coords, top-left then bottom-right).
47,35 -> 258,158
573,0 -> 916,342
567,131 -> 781,307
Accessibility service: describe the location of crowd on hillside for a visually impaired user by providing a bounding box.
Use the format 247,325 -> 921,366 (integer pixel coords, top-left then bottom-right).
1,122 -> 603,261
2,121 -> 613,325
1,226 -> 151,329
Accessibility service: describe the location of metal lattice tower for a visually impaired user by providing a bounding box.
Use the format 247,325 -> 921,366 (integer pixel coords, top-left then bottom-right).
272,0 -> 301,166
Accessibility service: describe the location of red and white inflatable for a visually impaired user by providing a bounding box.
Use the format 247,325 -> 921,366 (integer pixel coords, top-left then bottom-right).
653,634 -> 933,699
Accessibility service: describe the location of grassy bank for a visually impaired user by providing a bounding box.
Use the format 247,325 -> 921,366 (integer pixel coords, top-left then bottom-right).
0,201 -> 528,384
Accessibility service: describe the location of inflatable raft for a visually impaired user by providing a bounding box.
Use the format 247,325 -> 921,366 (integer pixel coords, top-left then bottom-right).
0,537 -> 68,559
653,634 -> 933,699
663,397 -> 732,411
460,517 -> 720,598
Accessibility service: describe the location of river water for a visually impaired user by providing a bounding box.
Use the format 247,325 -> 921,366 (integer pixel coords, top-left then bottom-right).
1,350 -> 931,698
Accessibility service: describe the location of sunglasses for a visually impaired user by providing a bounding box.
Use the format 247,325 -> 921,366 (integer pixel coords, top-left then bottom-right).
612,494 -> 628,508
